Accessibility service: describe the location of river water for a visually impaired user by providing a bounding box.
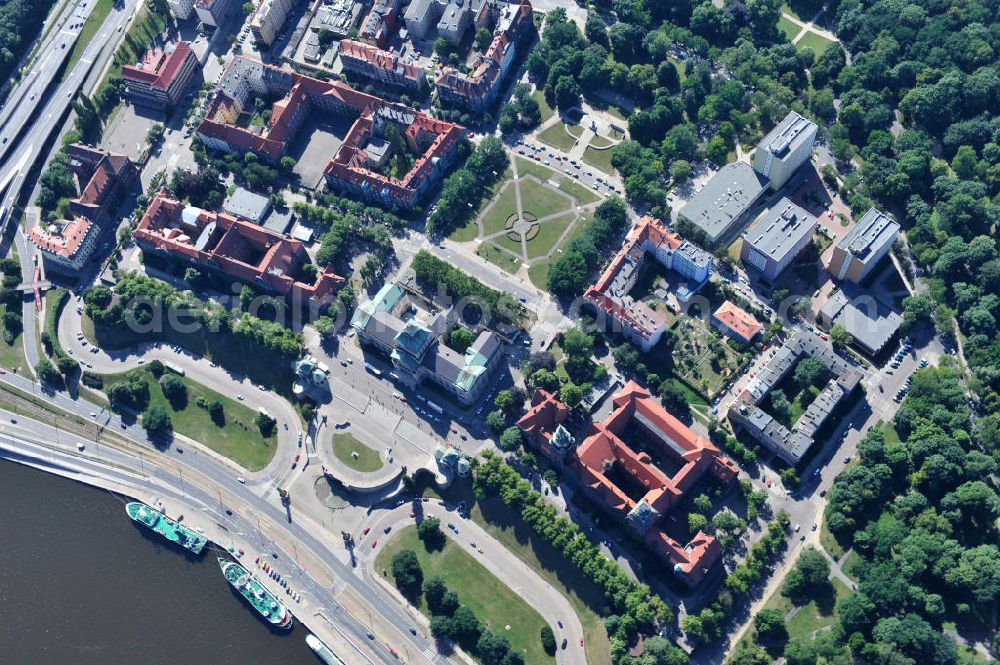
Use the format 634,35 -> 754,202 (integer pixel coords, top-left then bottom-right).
0,458 -> 320,665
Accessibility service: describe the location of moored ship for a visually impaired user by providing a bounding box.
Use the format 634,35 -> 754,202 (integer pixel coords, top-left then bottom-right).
125,501 -> 207,554
305,634 -> 348,665
219,558 -> 293,629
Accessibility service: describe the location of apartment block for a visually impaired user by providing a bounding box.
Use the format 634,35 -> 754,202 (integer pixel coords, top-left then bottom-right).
753,111 -> 818,190
584,215 -> 712,351
338,39 -> 427,92
250,0 -> 294,46
122,42 -> 200,110
740,198 -> 816,281
195,0 -> 240,27
168,0 -> 196,20
828,208 -> 900,284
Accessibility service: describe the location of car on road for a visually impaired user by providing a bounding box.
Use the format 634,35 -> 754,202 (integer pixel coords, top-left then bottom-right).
794,524 -> 801,532
371,540 -> 378,548
77,443 -> 85,451
237,394 -> 245,401
383,526 -> 392,534
811,523 -> 817,531
237,476 -> 246,483
561,639 -> 568,650
362,526 -> 370,535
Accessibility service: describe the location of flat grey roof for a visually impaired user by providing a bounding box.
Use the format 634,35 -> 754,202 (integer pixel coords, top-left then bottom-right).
225,187 -> 272,223
679,161 -> 766,241
838,208 -> 899,261
743,197 -> 816,261
437,1 -> 468,32
759,111 -> 817,159
821,285 -> 902,353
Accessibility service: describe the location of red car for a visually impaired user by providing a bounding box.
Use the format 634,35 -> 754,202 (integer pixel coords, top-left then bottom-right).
371,540 -> 378,549
363,526 -> 371,535
766,479 -> 772,488
579,638 -> 584,647
294,454 -> 300,462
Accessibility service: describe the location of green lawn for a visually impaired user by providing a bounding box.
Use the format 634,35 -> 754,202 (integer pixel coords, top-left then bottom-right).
63,0 -> 115,78
531,90 -> 555,124
582,145 -> 616,175
538,123 -> 578,152
589,134 -> 612,149
0,299 -> 26,372
566,123 -> 584,139
492,232 -> 524,257
448,168 -> 513,242
527,214 -> 575,260
527,259 -> 551,290
376,525 -> 554,664
556,176 -> 600,205
841,549 -> 862,582
778,14 -> 801,41
753,574 -> 850,644
820,518 -> 846,559
477,243 -> 522,273
515,157 -> 557,182
519,178 -> 573,220
797,29 -> 836,53
479,183 -> 521,236
101,368 -> 278,470
331,432 -> 383,472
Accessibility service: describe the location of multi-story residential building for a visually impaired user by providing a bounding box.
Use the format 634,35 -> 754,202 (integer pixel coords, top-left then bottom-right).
133,189 -> 344,306
167,0 -> 196,20
403,0 -> 443,38
122,42 -> 200,110
250,0 -> 294,46
195,0 -> 240,27
728,330 -> 862,465
740,198 -> 816,281
29,145 -> 137,272
350,283 -> 503,405
712,300 -> 762,345
828,207 -> 900,284
337,39 -> 427,92
753,111 -> 818,190
517,383 -> 739,586
197,57 -> 463,209
436,0 -> 532,112
583,215 -> 712,351
28,217 -> 99,273
358,0 -> 402,48
65,144 -> 138,225
436,0 -> 472,44
678,161 -> 767,248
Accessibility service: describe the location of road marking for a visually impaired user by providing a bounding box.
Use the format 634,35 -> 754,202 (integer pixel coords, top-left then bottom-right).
422,646 -> 437,661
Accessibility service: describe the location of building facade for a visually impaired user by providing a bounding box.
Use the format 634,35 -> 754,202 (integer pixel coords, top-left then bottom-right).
195,0 -> 240,27
168,0 -> 196,20
740,198 -> 816,281
337,39 -> 427,93
712,300 -> 762,344
752,111 -> 818,190
122,42 -> 200,110
28,217 -> 99,272
436,0 -> 533,112
828,208 -> 900,284
249,0 -> 294,46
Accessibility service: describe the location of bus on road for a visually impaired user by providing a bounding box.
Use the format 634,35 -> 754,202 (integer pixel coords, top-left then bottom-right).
426,401 -> 444,415
364,362 -> 382,377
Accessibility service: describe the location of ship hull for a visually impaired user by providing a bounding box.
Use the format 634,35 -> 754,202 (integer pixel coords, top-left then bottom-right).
125,502 -> 207,555
218,558 -> 292,630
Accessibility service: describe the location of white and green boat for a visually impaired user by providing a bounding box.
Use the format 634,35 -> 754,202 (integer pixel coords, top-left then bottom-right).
306,634 -> 348,665
219,558 -> 293,629
126,501 -> 207,554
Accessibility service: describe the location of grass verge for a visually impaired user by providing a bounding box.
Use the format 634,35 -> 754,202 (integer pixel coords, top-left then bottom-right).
376,525 -> 554,663
63,0 -> 115,77
101,368 -> 278,470
331,431 -> 383,472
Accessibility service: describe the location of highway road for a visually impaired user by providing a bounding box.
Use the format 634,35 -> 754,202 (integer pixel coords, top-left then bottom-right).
0,0 -> 142,375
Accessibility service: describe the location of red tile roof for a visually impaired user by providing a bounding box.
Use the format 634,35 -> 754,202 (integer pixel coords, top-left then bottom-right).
134,190 -> 344,303
338,39 -> 423,84
122,42 -> 194,91
516,389 -> 570,454
713,300 -> 762,342
28,217 -> 94,260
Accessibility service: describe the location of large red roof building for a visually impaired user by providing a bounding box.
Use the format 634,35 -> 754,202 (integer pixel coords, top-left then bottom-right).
197,57 -> 463,209
28,144 -> 137,273
517,382 -> 739,585
122,42 -> 200,110
133,190 -> 344,306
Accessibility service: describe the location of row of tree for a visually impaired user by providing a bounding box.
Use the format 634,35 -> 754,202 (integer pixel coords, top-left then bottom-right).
473,452 -> 675,665
426,136 -> 509,237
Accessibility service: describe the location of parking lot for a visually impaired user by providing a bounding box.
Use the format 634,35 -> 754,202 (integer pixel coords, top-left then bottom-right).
513,140 -> 621,198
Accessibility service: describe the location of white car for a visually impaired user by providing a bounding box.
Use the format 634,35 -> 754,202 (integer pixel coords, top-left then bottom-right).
237,476 -> 246,484
237,394 -> 245,401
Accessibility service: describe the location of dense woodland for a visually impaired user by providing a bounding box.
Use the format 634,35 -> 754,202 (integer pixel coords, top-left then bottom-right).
0,0 -> 57,92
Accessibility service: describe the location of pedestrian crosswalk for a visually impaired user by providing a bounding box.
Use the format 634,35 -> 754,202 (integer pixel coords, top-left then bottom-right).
422,646 -> 437,662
